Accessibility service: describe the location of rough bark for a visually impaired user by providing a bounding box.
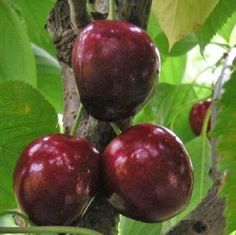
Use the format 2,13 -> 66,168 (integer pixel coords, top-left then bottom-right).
117,0 -> 152,29
68,0 -> 90,33
166,186 -> 225,235
46,1 -> 152,234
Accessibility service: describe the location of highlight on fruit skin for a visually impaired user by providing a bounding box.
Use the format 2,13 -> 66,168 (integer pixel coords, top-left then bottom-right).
13,134 -> 101,226
72,20 -> 160,122
102,123 -> 193,223
189,100 -> 212,135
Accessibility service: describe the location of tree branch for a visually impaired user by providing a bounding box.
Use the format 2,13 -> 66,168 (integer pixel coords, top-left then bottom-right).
117,0 -> 152,29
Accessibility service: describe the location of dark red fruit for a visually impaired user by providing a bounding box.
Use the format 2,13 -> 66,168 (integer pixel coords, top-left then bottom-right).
102,124 -> 193,222
13,134 -> 101,225
189,100 -> 211,135
72,20 -> 159,121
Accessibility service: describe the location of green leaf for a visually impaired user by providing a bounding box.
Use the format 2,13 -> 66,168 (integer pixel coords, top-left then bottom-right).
33,44 -> 64,113
131,8 -> 199,57
196,0 -> 236,50
148,13 -> 198,57
148,13 -> 162,39
134,83 -> 212,143
160,55 -> 187,85
0,81 -> 59,210
13,0 -> 56,55
218,12 -> 236,43
152,0 -> 219,49
119,216 -> 162,235
211,72 -> 236,234
0,0 -> 36,86
155,33 -> 198,57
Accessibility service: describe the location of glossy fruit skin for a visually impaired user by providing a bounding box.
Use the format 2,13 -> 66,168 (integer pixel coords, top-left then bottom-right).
13,134 -> 101,225
72,20 -> 159,121
189,100 -> 211,135
102,124 -> 193,222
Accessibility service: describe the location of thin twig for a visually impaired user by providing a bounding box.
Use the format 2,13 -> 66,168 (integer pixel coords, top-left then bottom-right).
213,47 -> 236,102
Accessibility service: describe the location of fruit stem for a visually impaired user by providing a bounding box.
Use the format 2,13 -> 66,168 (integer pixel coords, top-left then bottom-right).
110,122 -> 122,135
201,103 -> 212,136
70,105 -> 85,136
107,0 -> 115,20
0,210 -> 33,226
0,226 -> 102,235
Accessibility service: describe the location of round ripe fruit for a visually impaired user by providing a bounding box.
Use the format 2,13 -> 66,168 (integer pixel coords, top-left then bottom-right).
102,124 -> 193,222
13,134 -> 101,225
189,100 -> 211,135
72,20 -> 159,121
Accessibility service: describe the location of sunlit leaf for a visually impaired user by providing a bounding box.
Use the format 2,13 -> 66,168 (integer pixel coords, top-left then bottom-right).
152,0 -> 219,48
148,14 -> 197,57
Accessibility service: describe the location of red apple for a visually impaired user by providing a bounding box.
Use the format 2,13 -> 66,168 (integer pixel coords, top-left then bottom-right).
102,124 -> 193,222
13,134 -> 101,225
72,20 -> 159,121
189,100 -> 211,135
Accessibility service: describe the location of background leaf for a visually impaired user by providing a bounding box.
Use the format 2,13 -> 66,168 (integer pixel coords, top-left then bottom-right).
211,71 -> 236,234
152,0 -> 219,48
0,0 -> 36,86
13,0 -> 56,55
119,216 -> 162,235
159,55 -> 187,85
0,81 -> 59,211
33,44 -> 63,113
196,0 -> 236,50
